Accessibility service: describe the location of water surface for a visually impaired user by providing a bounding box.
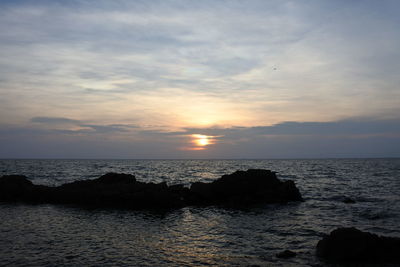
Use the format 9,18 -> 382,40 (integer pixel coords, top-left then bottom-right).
1,159 -> 399,266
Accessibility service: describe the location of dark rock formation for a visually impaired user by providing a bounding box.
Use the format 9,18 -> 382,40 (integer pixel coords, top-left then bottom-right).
0,175 -> 49,202
276,250 -> 297,259
316,227 -> 400,263
0,169 -> 302,209
189,169 -> 302,205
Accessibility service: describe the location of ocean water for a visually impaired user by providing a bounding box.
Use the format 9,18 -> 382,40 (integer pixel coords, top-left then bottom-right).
0,159 -> 399,266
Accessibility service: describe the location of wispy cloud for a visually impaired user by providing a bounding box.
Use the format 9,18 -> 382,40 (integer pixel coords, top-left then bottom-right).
1,1 -> 399,126
1,117 -> 399,158
0,0 -> 399,158
29,116 -> 138,134
141,118 -> 400,140
79,124 -> 136,133
31,117 -> 80,124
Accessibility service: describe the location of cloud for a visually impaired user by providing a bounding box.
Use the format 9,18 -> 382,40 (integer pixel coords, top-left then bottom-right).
31,116 -> 80,124
1,0 -> 399,128
1,117 -> 399,158
28,116 -> 139,134
1,1 -> 400,158
143,118 -> 400,140
79,124 -> 137,133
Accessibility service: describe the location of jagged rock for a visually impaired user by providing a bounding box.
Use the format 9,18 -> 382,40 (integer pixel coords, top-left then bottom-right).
0,175 -> 48,202
0,175 -> 33,187
276,250 -> 297,258
0,169 -> 302,209
316,227 -> 400,263
95,173 -> 137,184
53,173 -> 183,208
189,169 -> 303,205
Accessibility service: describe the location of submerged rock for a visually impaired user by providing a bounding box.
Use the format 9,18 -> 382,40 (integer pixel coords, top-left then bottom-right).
342,197 -> 356,204
316,227 -> 400,263
0,169 -> 302,209
276,250 -> 297,259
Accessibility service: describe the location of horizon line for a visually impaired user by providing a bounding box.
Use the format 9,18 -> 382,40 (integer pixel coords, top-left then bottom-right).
1,157 -> 399,161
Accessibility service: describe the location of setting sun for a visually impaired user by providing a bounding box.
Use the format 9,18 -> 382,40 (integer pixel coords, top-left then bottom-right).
193,134 -> 210,146
182,134 -> 219,151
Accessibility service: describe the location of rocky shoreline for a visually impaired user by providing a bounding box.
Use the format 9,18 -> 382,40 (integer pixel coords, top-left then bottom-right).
2,169 -> 399,264
0,169 -> 302,209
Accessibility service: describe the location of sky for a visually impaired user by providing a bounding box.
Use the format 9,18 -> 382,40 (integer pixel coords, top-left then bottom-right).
0,0 -> 399,159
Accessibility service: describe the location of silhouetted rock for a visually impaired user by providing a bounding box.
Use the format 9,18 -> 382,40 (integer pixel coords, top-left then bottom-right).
52,173 -> 183,209
0,169 -> 302,209
316,227 -> 400,263
0,175 -> 50,202
96,173 -> 137,184
189,169 -> 302,205
0,175 -> 32,200
276,250 -> 297,258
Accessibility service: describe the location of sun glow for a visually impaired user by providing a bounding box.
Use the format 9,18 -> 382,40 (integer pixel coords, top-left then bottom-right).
182,134 -> 218,151
193,134 -> 210,146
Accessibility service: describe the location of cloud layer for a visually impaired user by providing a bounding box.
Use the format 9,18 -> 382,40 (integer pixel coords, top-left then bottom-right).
0,0 -> 399,158
1,116 -> 399,158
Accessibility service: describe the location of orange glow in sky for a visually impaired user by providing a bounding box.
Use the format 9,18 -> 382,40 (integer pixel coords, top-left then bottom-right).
193,134 -> 210,146
181,134 -> 217,151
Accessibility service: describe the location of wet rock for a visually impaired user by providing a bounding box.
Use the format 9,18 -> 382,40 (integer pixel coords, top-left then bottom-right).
316,227 -> 400,263
0,175 -> 31,200
95,173 -> 137,184
53,174 -> 184,209
189,169 -> 303,205
276,250 -> 297,258
0,175 -> 33,187
0,169 -> 302,209
0,175 -> 48,202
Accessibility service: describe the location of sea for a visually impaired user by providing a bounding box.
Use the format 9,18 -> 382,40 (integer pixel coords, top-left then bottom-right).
0,158 -> 399,266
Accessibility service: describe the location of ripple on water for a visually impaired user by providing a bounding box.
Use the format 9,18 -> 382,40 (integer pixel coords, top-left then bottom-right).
0,158 -> 400,266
